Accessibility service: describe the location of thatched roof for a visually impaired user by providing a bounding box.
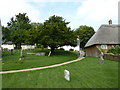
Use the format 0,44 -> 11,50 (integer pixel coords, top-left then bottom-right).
85,24 -> 120,48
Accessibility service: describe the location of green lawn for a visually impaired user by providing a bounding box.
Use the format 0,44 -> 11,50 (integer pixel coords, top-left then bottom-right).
2,57 -> 118,88
2,49 -> 77,71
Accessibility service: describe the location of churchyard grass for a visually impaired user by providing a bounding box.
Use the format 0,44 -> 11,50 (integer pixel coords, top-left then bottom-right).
2,57 -> 118,88
2,49 -> 77,71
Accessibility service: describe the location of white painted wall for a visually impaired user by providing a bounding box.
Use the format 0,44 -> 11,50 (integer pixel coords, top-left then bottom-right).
58,45 -> 79,51
2,44 -> 14,50
1,44 -> 35,50
2,44 -> 79,51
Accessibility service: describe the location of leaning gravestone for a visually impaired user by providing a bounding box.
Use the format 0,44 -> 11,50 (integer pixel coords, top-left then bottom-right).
19,49 -> 24,60
64,70 -> 70,81
100,52 -> 104,64
48,51 -> 51,56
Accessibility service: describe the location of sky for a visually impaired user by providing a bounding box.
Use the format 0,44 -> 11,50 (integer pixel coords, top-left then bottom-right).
0,0 -> 119,31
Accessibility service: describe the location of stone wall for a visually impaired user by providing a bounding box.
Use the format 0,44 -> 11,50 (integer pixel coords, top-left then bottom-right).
104,54 -> 120,61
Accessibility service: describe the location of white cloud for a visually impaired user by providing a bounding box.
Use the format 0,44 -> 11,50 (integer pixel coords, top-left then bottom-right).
76,0 -> 119,30
0,0 -> 119,31
0,0 -> 41,26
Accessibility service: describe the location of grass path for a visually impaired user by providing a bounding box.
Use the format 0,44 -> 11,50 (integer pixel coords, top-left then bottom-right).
1,57 -> 85,74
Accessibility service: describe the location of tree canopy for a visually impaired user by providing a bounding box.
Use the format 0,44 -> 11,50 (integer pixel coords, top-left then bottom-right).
7,13 -> 31,49
2,12 -> 95,54
74,25 -> 95,49
26,22 -> 43,45
2,26 -> 11,43
40,15 -> 77,53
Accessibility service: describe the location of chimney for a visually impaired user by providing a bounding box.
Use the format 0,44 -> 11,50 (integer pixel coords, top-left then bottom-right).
108,19 -> 112,25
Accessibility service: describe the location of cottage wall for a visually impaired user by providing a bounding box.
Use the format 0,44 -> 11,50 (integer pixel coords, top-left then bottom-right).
86,45 -> 101,57
86,45 -> 114,57
96,45 -> 114,53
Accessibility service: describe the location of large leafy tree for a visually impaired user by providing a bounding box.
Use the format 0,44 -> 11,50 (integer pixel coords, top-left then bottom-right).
74,25 -> 95,49
40,15 -> 77,54
26,22 -> 43,45
7,13 -> 31,49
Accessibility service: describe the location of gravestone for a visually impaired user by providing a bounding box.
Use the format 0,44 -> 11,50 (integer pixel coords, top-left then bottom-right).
100,52 -> 104,64
27,53 -> 36,55
20,49 -> 23,57
36,52 -> 45,56
64,70 -> 70,81
48,51 -> 51,56
19,49 -> 24,60
27,52 -> 45,56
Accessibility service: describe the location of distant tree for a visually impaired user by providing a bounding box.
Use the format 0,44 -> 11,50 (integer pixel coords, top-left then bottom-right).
40,15 -> 77,54
74,25 -> 95,49
7,13 -> 31,49
2,26 -> 11,43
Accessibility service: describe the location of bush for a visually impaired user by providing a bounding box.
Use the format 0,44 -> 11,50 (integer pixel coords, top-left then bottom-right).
100,48 -> 105,53
69,48 -> 74,51
107,48 -> 115,54
114,45 -> 120,54
59,48 -> 64,51
107,45 -> 120,55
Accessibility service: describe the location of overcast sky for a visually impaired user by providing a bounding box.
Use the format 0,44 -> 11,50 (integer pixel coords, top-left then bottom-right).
0,0 -> 119,31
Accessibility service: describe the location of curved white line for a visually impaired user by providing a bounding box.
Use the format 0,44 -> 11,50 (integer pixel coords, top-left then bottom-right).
0,57 -> 85,74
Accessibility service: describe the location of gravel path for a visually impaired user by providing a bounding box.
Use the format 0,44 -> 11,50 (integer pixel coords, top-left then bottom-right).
0,57 -> 85,74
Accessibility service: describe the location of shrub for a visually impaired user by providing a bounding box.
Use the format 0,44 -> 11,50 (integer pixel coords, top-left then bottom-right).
114,45 -> 120,54
107,48 -> 115,54
69,48 -> 74,51
107,45 -> 120,55
100,48 -> 105,53
59,48 -> 64,51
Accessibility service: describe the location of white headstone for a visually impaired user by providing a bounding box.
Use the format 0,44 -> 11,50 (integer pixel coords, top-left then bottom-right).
19,48 -> 23,60
48,51 -> 51,56
64,69 -> 70,81
20,49 -> 23,57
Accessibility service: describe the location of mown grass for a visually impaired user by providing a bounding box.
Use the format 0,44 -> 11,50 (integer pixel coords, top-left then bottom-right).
2,49 -> 78,71
2,57 -> 118,88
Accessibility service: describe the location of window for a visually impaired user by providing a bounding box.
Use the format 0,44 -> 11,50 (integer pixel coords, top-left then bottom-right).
101,45 -> 107,49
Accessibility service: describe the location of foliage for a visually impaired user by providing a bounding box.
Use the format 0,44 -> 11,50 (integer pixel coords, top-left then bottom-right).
7,13 -> 31,49
74,25 -> 95,49
40,15 -> 77,54
107,45 -> 120,55
26,22 -> 43,45
100,48 -> 105,53
59,48 -> 64,51
2,26 -> 11,43
69,48 -> 74,51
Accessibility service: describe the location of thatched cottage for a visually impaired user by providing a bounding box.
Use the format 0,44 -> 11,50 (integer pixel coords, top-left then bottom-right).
85,20 -> 120,57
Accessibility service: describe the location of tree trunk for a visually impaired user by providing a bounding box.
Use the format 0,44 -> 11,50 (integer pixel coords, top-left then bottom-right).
15,43 -> 21,49
50,46 -> 55,54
